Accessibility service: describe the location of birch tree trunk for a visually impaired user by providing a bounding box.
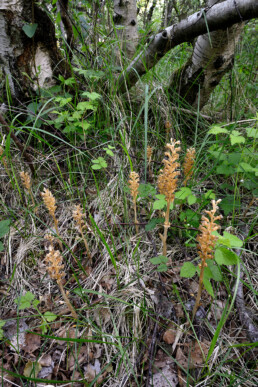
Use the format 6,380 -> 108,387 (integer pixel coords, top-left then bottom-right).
113,0 -> 138,62
117,0 -> 258,92
0,0 -> 66,101
168,0 -> 244,109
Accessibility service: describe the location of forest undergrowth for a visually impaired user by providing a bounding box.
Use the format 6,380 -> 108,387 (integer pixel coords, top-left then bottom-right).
0,18 -> 257,387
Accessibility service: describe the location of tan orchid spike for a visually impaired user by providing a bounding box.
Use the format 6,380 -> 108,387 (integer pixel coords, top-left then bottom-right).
183,147 -> 196,186
158,139 -> 181,257
73,204 -> 92,263
45,246 -> 78,319
192,199 -> 223,320
128,171 -> 140,234
41,188 -> 62,250
20,171 -> 36,208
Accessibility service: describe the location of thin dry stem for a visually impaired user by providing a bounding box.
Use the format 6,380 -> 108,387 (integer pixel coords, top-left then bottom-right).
41,188 -> 62,250
73,204 -> 92,263
147,146 -> 153,179
45,247 -> 78,319
158,139 -> 181,256
183,147 -> 195,186
128,171 -> 140,234
192,199 -> 223,320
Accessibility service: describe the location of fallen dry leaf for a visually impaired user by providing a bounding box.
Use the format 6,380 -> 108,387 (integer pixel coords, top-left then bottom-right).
24,332 -> 41,353
3,319 -> 28,352
163,328 -> 176,344
23,360 -> 42,378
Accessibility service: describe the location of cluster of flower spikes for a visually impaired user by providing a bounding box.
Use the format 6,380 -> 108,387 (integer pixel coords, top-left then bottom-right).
128,171 -> 140,202
197,199 -> 223,266
45,246 -> 65,283
157,139 -> 181,204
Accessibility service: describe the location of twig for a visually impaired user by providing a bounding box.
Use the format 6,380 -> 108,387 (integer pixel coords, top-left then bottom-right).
0,113 -> 35,175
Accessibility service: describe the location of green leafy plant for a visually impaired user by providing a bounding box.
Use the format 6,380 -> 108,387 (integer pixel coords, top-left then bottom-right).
14,292 -> 57,333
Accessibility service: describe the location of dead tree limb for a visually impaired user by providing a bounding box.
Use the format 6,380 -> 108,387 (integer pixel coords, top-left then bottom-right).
117,0 -> 258,92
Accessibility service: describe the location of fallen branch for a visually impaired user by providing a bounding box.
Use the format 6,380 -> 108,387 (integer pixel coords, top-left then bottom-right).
118,0 -> 258,92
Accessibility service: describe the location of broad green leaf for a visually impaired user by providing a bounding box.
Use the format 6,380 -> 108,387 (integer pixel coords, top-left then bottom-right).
0,219 -> 10,238
220,195 -> 241,215
230,134 -> 245,145
203,278 -> 214,297
155,194 -> 166,200
175,187 -> 192,200
222,232 -> 243,248
153,199 -> 166,210
204,190 -> 216,200
44,311 -> 57,322
180,262 -> 196,278
203,266 -> 213,280
187,194 -> 197,205
236,162 -> 255,173
81,91 -> 101,100
206,260 -> 223,281
208,126 -> 228,135
216,163 -> 235,175
145,218 -> 164,231
246,127 -> 258,138
138,183 -> 156,198
77,101 -> 95,111
104,149 -> 114,157
15,291 -> 36,310
150,256 -> 168,265
81,121 -> 91,131
215,247 -> 238,265
22,23 -> 38,38
91,164 -> 102,170
157,264 -> 168,272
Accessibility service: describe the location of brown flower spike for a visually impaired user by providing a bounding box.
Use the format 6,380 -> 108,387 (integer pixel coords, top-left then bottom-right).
183,147 -> 195,186
158,139 -> 181,256
45,247 -> 78,319
20,171 -> 36,208
41,188 -> 62,250
128,171 -> 140,233
192,199 -> 223,319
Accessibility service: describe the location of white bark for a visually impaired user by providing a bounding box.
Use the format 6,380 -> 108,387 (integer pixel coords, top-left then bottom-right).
169,0 -> 244,109
0,0 -> 65,99
113,0 -> 138,61
117,0 -> 258,92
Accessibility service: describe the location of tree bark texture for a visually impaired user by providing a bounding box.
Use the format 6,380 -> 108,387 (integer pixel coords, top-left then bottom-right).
168,0 -> 244,109
117,0 -> 258,92
0,0 -> 66,100
113,0 -> 138,61
57,0 -> 74,54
